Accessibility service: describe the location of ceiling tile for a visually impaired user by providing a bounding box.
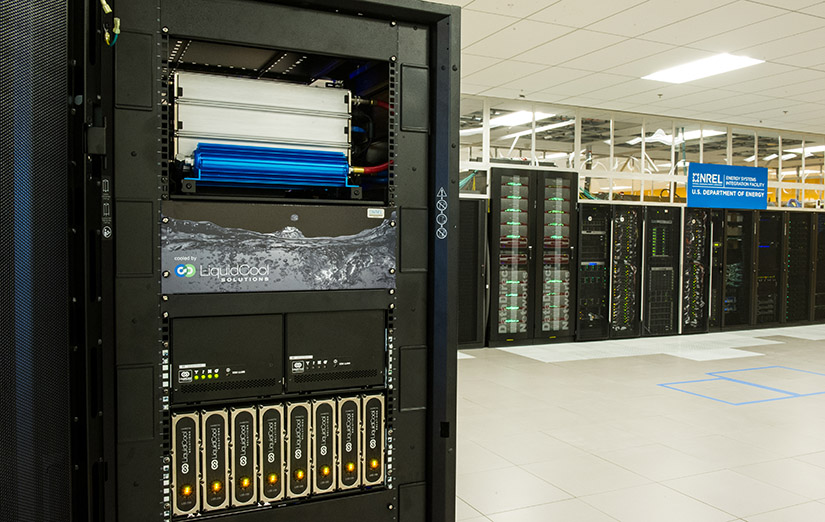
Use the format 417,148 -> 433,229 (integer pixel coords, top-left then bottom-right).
691,12 -> 824,53
720,68 -> 825,94
464,0 -> 562,18
785,89 -> 825,104
514,29 -> 625,66
461,60 -> 548,87
604,47 -> 716,77
528,0 -> 648,28
736,27 -> 825,61
524,91 -> 570,104
540,73 -> 635,97
688,62 -> 795,89
460,54 -> 501,77
560,38 -> 672,71
459,82 -> 490,95
426,0 -> 475,6
479,86 -> 531,99
774,46 -> 825,67
463,19 -> 575,59
460,10 -> 519,48
641,1 -> 785,46
499,66 -> 592,92
801,2 -> 825,16
587,0 -> 736,38
585,79 -> 660,100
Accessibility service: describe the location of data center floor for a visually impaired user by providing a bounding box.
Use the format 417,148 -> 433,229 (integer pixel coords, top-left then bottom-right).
456,325 -> 825,522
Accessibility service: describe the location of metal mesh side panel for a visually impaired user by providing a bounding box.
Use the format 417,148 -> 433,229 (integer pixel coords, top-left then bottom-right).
0,1 -> 70,521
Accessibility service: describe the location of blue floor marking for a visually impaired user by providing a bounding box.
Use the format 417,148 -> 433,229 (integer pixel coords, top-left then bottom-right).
658,366 -> 825,405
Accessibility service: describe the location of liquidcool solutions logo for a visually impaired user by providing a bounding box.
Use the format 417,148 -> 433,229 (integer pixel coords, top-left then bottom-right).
199,264 -> 270,283
175,264 -> 196,278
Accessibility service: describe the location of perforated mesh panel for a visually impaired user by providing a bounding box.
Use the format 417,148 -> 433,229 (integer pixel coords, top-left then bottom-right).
0,1 -> 70,520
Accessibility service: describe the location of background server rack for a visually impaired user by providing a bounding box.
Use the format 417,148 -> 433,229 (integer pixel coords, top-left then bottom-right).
785,213 -> 814,324
755,211 -> 783,325
682,208 -> 711,334
708,210 -> 725,330
816,215 -> 825,321
488,168 -> 577,346
723,210 -> 754,328
577,204 -> 611,341
610,206 -> 643,339
643,207 -> 680,336
458,199 -> 487,348
1,1 -> 460,521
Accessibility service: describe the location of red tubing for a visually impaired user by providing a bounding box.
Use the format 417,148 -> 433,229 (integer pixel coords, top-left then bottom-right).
373,100 -> 390,110
360,162 -> 389,174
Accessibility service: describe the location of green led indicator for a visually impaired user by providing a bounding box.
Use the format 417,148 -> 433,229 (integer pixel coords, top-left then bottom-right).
505,280 -> 521,284
550,235 -> 563,239
549,197 -> 564,201
504,319 -> 520,323
505,208 -> 520,212
547,222 -> 565,227
207,374 -> 213,379
547,210 -> 564,214
507,182 -> 522,186
506,234 -> 521,239
506,195 -> 523,199
506,222 -> 522,226
547,279 -> 563,283
505,293 -> 518,297
194,375 -> 199,380
505,306 -> 519,310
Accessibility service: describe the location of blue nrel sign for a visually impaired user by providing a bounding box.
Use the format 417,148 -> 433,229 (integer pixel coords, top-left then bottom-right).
687,163 -> 767,210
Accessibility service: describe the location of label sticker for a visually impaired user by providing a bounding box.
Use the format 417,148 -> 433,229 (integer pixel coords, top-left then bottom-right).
367,208 -> 385,219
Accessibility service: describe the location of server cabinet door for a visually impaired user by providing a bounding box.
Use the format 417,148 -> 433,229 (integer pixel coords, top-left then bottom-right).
489,169 -> 534,344
534,171 -> 576,342
723,210 -> 754,328
643,207 -> 680,336
708,210 -> 725,330
815,215 -> 825,321
577,204 -> 610,341
785,212 -> 813,324
682,208 -> 711,334
755,211 -> 783,325
458,199 -> 487,348
610,206 -> 643,339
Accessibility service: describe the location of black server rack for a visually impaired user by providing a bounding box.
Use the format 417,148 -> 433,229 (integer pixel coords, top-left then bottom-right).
577,205 -> 611,341
754,211 -> 783,325
488,168 -> 577,346
708,210 -> 725,330
643,207 -> 680,336
816,215 -> 825,321
682,208 -> 711,334
490,169 -> 533,344
536,171 -> 577,343
458,199 -> 487,348
785,212 -> 814,324
723,210 -> 754,328
2,1 -> 461,521
610,206 -> 643,339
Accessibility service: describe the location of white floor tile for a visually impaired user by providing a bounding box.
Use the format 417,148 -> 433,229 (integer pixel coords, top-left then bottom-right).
487,498 -> 619,522
456,466 -> 572,515
581,483 -> 734,522
744,502 -> 825,522
664,469 -> 807,518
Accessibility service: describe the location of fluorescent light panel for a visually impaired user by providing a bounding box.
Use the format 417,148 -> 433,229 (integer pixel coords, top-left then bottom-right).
643,53 -> 764,84
460,111 -> 556,136
498,119 -> 576,140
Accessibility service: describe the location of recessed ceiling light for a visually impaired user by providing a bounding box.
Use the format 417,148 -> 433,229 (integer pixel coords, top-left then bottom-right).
642,53 -> 764,84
